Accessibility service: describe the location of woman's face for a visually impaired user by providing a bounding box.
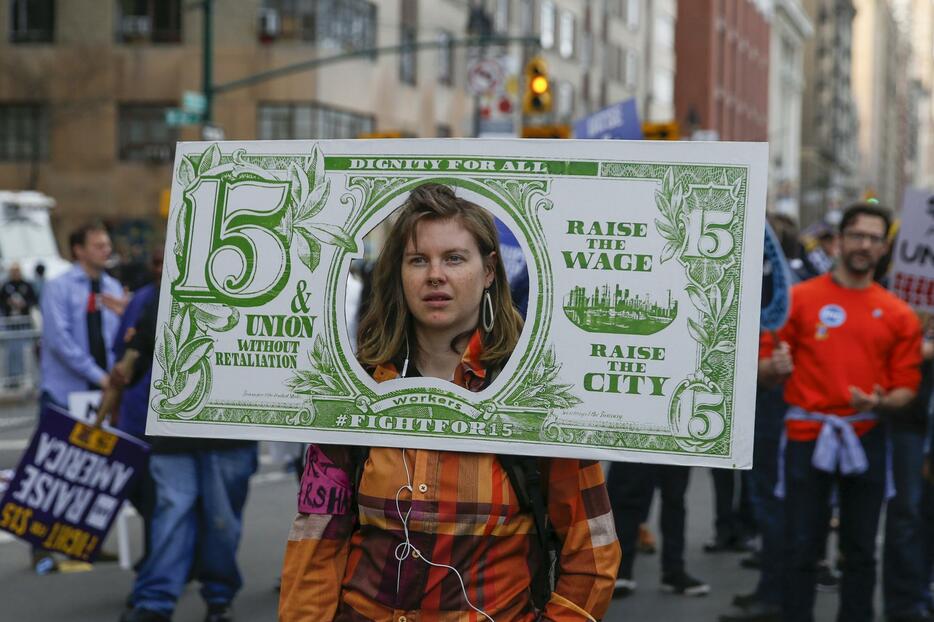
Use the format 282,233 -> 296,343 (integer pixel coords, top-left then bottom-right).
401,218 -> 494,337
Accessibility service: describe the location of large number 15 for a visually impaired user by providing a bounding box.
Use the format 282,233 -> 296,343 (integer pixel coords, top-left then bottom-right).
173,177 -> 292,306
684,209 -> 734,259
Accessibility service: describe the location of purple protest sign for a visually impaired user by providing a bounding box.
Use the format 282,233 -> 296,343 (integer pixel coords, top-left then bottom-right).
0,405 -> 149,561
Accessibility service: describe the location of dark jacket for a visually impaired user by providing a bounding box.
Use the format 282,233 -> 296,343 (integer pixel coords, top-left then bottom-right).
129,294 -> 253,454
892,358 -> 933,435
0,278 -> 37,318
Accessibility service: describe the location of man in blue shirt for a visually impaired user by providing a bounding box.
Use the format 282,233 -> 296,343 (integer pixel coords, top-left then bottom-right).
32,222 -> 123,574
39,222 -> 124,408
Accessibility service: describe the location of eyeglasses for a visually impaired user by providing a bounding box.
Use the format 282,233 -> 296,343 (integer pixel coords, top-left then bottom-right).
842,231 -> 886,245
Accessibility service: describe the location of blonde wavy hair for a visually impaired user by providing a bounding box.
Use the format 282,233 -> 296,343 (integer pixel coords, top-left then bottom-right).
357,183 -> 524,371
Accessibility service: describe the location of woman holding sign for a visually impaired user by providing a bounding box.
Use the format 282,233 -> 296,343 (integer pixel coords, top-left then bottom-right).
279,184 -> 620,621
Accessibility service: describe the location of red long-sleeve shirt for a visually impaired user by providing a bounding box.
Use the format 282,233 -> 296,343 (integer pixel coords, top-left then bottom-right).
759,274 -> 922,441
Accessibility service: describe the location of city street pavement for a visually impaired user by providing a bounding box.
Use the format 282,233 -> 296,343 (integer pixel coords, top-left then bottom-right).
1,398 -> 853,621
0,397 -> 37,471
604,468 -> 841,621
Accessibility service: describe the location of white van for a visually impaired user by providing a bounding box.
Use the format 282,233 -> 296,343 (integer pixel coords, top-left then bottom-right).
0,191 -> 70,282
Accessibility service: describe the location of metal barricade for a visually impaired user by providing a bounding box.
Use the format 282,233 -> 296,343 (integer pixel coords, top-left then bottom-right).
0,315 -> 40,398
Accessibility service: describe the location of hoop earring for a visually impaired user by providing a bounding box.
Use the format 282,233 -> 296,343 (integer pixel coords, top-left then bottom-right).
401,333 -> 411,378
482,288 -> 495,333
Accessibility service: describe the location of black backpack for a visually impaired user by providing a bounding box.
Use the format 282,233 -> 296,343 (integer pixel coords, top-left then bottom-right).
349,447 -> 558,610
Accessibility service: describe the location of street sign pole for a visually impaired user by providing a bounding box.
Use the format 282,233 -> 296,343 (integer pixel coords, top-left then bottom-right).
202,0 -> 213,125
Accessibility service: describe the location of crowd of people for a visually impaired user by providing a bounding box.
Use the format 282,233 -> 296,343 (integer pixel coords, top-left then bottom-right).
278,193 -> 934,622
0,222 -> 255,622
3,188 -> 933,622
624,203 -> 932,622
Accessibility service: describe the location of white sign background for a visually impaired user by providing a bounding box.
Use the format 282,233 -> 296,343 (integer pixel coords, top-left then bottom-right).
892,187 -> 934,312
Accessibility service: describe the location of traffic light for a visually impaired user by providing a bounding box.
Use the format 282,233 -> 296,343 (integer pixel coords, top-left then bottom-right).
642,122 -> 680,140
523,56 -> 552,115
159,188 -> 171,218
357,130 -> 405,139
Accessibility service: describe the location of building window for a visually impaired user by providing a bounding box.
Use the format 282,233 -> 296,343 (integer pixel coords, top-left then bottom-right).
494,0 -> 510,34
558,9 -> 575,59
438,30 -> 454,86
399,0 -> 417,85
604,43 -> 621,82
582,3 -> 593,54
654,13 -> 673,49
261,0 -> 376,51
0,103 -> 48,161
400,25 -> 417,85
257,103 -> 374,140
320,0 -> 377,51
519,0 -> 533,35
118,104 -> 178,162
117,0 -> 182,44
556,81 -> 574,118
10,0 -> 54,43
540,0 -> 555,49
624,49 -> 639,88
263,1 -> 313,42
625,0 -> 640,30
781,36 -> 796,75
653,68 -> 673,106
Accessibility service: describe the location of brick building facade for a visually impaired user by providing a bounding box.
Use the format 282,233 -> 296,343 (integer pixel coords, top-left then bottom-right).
674,0 -> 770,142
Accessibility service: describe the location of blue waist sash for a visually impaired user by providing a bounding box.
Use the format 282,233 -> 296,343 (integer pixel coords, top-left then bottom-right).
785,407 -> 878,476
775,407 -> 892,499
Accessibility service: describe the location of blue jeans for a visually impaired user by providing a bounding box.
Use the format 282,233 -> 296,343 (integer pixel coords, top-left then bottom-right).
5,335 -> 26,380
745,386 -> 787,606
746,429 -> 783,606
782,424 -> 887,622
607,462 -> 690,578
924,480 -> 934,608
131,444 -> 258,615
884,428 -> 928,617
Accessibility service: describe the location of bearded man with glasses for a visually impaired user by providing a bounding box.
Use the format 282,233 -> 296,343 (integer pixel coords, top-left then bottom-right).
758,203 -> 923,622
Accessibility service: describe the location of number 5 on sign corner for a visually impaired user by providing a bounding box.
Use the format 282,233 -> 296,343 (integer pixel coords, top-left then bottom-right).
684,209 -> 734,259
670,380 -> 726,444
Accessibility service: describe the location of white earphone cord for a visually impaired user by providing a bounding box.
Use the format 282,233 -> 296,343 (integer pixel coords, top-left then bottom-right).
393,448 -> 495,622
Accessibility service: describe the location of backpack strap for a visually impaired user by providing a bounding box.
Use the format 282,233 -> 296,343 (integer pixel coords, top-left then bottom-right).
498,453 -> 556,610
348,445 -> 369,524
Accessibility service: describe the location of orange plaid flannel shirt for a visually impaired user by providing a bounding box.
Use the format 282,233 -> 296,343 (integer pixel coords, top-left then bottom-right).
279,333 -> 620,622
